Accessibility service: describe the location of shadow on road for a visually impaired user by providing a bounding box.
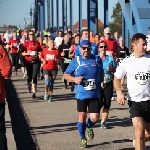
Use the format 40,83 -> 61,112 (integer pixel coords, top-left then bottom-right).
5,79 -> 39,150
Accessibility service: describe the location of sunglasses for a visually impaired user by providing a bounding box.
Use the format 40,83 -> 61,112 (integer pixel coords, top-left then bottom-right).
99,46 -> 107,48
81,47 -> 91,50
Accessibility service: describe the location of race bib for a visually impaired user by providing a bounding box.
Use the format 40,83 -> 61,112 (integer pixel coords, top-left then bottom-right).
46,54 -> 55,60
104,74 -> 113,84
30,51 -> 37,57
63,49 -> 69,51
135,72 -> 150,85
13,43 -> 19,47
64,58 -> 71,63
83,79 -> 96,90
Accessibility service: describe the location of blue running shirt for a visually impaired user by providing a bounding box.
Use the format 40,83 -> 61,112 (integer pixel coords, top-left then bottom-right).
101,55 -> 117,84
65,55 -> 103,100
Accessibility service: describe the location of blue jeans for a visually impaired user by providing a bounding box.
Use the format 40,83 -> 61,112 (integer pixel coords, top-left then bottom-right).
0,102 -> 8,150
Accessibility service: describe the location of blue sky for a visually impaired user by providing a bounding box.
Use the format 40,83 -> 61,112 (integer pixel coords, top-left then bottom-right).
0,0 -> 118,28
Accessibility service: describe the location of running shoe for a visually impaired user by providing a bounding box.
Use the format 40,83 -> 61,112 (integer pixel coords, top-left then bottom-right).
133,140 -> 135,148
111,97 -> 115,101
100,122 -> 107,129
86,128 -> 94,140
27,87 -> 31,93
48,96 -> 52,102
44,95 -> 49,101
32,93 -> 36,99
62,77 -> 64,82
80,138 -> 87,148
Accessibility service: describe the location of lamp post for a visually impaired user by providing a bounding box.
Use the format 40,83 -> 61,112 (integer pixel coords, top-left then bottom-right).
30,2 -> 35,28
24,12 -> 30,29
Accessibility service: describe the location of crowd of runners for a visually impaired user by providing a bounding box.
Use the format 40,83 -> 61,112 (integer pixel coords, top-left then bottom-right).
0,26 -> 150,149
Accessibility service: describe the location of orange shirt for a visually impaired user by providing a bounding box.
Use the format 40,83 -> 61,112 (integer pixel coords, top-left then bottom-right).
90,36 -> 95,43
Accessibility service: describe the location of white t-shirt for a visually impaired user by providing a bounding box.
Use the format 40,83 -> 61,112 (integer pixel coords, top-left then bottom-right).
146,35 -> 150,49
114,54 -> 150,102
55,37 -> 63,47
3,33 -> 12,43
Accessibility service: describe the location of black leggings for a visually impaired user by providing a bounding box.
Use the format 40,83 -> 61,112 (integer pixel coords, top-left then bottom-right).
11,53 -> 19,71
19,54 -> 25,67
26,61 -> 39,84
100,81 -> 113,109
61,63 -> 69,87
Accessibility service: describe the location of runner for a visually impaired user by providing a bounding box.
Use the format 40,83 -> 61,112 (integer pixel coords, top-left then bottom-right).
40,38 -> 61,102
116,37 -> 130,89
19,35 -> 27,78
22,30 -> 41,99
58,33 -> 71,89
98,41 -> 117,129
8,30 -> 20,75
63,40 -> 104,148
114,33 -> 150,149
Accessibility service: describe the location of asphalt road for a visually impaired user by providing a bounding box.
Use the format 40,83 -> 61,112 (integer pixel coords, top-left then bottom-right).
5,70 -> 150,150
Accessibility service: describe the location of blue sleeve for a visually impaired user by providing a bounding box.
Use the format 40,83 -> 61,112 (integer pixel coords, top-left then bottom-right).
64,58 -> 76,74
91,43 -> 98,55
75,46 -> 80,56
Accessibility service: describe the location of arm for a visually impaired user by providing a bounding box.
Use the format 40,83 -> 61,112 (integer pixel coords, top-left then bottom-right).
113,61 -> 126,106
63,58 -> 83,84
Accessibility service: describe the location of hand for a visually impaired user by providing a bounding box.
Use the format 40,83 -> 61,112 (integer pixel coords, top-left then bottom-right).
61,51 -> 65,56
116,91 -> 126,106
107,64 -> 113,72
27,50 -> 31,55
43,60 -> 47,64
101,82 -> 105,89
73,76 -> 83,84
116,58 -> 120,63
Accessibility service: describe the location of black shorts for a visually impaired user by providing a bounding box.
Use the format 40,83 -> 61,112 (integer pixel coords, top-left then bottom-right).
128,100 -> 150,123
100,81 -> 113,109
43,69 -> 58,77
77,98 -> 100,113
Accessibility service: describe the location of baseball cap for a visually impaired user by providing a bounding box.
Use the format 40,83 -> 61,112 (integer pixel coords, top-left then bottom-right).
80,40 -> 91,47
104,27 -> 111,33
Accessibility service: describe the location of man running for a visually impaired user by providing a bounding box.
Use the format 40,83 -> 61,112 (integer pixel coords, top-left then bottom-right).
63,40 -> 103,148
114,33 -> 150,150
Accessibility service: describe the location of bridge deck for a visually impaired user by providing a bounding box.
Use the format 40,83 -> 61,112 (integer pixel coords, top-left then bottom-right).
5,70 -> 150,150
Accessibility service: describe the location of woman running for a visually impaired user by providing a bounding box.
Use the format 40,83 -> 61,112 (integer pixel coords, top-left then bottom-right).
98,41 -> 117,129
40,38 -> 61,102
22,30 -> 41,99
8,30 -> 20,75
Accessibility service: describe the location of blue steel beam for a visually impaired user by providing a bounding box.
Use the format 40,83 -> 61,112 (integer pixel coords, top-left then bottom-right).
79,0 -> 82,32
39,0 -> 44,31
69,0 -> 73,31
62,0 -> 67,31
47,0 -> 50,29
87,0 -> 98,34
56,0 -> 59,30
104,0 -> 108,28
50,0 -> 54,28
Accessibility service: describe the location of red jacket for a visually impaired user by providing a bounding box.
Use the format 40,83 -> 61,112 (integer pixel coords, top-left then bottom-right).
0,45 -> 12,102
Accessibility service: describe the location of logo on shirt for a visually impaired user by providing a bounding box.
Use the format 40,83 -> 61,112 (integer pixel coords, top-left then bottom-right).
135,71 -> 150,85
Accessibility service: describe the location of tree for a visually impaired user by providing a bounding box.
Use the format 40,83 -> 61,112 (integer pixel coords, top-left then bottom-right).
109,1 -> 122,36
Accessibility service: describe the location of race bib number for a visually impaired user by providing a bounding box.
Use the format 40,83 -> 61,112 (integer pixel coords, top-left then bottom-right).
64,58 -> 71,63
135,72 -> 150,85
104,74 -> 113,84
13,43 -> 19,47
30,51 -> 37,57
46,54 -> 55,60
83,79 -> 96,90
106,51 -> 113,56
63,49 -> 69,51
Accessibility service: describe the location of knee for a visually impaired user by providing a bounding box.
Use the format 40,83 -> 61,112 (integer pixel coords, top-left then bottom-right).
45,78 -> 50,88
90,114 -> 100,123
79,112 -> 87,122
